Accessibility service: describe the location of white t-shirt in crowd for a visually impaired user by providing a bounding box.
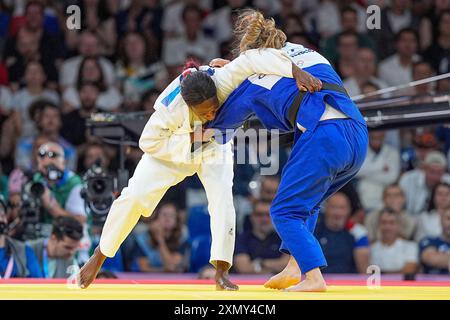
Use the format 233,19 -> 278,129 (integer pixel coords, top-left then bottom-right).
379,53 -> 421,88
370,238 -> 418,273
399,170 -> 450,215
356,143 -> 401,211
415,210 -> 442,242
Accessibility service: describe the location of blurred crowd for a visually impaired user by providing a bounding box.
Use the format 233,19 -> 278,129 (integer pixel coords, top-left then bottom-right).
1,0 -> 450,279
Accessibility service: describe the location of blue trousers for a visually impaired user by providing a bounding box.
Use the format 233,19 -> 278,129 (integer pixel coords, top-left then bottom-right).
270,119 -> 368,273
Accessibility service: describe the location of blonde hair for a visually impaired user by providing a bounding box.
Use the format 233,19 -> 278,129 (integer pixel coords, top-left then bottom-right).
234,9 -> 287,55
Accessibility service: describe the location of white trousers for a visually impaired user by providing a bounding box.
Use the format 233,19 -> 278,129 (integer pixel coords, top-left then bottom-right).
99,146 -> 236,267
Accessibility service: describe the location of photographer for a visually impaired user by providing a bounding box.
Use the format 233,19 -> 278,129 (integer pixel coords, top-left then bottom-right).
34,142 -> 87,227
0,196 -> 42,278
27,216 -> 83,278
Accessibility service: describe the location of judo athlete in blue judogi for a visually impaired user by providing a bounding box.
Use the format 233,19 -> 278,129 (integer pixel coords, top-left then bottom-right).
206,41 -> 369,291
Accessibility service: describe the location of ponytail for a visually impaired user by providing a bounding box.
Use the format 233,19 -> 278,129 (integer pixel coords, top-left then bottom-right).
234,9 -> 287,55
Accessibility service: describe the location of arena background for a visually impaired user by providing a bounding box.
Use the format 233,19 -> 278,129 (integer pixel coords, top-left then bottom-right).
0,0 -> 450,300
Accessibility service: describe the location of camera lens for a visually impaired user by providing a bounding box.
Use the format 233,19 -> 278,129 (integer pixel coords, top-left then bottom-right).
92,179 -> 106,194
30,182 -> 45,198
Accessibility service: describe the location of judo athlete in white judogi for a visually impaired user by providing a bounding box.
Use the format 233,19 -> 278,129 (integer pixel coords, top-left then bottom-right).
78,48 -> 302,290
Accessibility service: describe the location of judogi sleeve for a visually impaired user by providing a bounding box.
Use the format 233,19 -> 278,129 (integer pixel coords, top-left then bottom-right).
138,76 -> 191,163
213,48 -> 294,103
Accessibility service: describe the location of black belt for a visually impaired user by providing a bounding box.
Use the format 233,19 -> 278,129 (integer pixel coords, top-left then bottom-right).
287,82 -> 350,128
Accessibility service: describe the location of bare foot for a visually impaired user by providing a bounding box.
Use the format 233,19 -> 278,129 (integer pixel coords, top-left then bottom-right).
78,246 -> 107,289
284,267 -> 326,292
215,260 -> 239,291
264,256 -> 301,290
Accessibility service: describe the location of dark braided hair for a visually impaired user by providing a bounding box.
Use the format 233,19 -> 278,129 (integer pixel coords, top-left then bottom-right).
180,60 -> 217,106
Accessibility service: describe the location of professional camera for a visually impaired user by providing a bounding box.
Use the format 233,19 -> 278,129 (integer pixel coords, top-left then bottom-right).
18,180 -> 46,240
81,160 -> 117,225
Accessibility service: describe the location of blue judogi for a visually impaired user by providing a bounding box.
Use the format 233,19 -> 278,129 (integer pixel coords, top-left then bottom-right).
206,42 -> 369,273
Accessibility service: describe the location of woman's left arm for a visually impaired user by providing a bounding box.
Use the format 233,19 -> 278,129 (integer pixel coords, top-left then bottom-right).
213,48 -> 321,103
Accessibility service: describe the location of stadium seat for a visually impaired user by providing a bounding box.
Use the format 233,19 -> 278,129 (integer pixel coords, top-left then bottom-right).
187,205 -> 211,240
189,235 -> 211,273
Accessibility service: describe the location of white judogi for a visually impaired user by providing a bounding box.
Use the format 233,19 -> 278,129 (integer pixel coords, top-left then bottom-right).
99,48 -> 294,267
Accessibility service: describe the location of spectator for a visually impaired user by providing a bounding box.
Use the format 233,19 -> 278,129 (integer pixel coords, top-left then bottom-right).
359,81 -> 380,99
80,0 -> 117,58
15,100 -> 77,172
116,32 -> 167,111
10,60 -> 59,138
2,1 -> 61,89
59,30 -> 115,91
379,28 -> 421,90
130,202 -> 188,272
419,207 -> 450,274
356,131 -> 401,212
161,0 -> 205,38
115,0 -> 163,41
77,141 -> 111,175
140,88 -> 160,113
6,0 -> 60,36
27,216 -> 83,278
333,31 -> 359,79
203,0 -> 249,43
267,0 -> 317,24
366,184 -> 417,242
423,10 -> 450,75
412,61 -> 435,95
315,192 -> 370,274
233,200 -> 288,274
4,28 -> 40,91
288,32 -> 317,49
322,6 -> 375,63
61,81 -> 101,147
369,0 -> 418,60
406,130 -> 440,169
0,198 -> 42,278
416,182 -> 450,242
63,56 -> 122,112
399,151 -> 450,215
307,0 -> 350,39
280,13 -> 306,39
162,4 -> 219,70
343,48 -> 388,97
21,142 -> 86,239
0,84 -> 17,172
241,174 -> 282,232
370,209 -> 419,274
437,77 -> 450,92
258,175 -> 280,202
419,0 -> 450,50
